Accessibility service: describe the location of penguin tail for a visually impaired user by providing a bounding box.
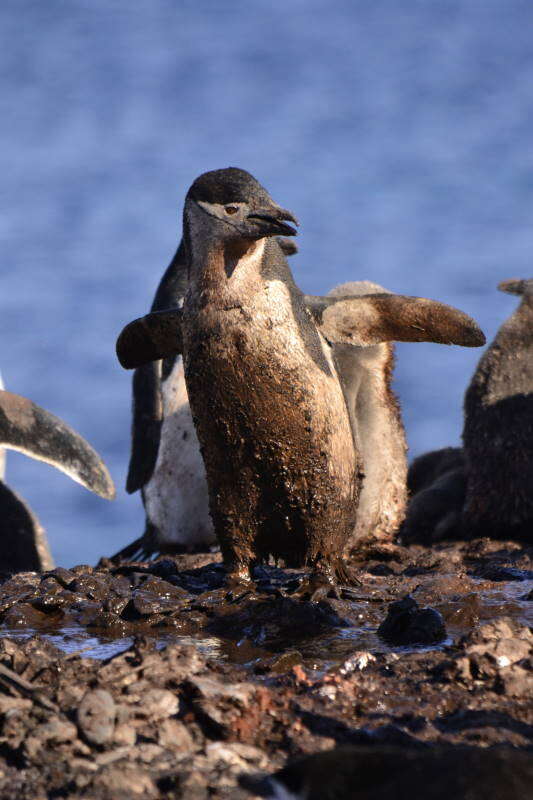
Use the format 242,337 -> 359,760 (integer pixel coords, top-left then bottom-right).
107,536 -> 154,564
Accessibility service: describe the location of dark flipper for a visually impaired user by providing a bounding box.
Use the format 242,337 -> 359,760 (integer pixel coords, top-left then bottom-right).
126,362 -> 163,493
0,480 -> 54,572
116,308 -> 183,369
0,390 -> 115,500
304,293 -> 486,348
127,243 -> 188,493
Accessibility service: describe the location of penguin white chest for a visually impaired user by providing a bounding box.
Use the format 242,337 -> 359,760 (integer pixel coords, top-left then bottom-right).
143,356 -> 213,548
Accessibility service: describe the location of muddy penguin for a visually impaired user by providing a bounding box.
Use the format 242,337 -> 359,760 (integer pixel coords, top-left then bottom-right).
402,277 -> 533,544
0,388 -> 115,572
463,278 -> 533,541
324,281 -> 408,547
116,167 -> 485,588
113,239 -> 298,562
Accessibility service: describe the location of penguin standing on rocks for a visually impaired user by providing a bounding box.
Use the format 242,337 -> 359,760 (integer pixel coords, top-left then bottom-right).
322,281 -> 408,547
402,278 -> 533,544
0,388 -> 115,572
113,237 -> 298,563
116,167 -> 485,589
463,278 -> 533,542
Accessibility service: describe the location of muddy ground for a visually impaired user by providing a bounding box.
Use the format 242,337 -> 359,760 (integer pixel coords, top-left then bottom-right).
0,538 -> 530,798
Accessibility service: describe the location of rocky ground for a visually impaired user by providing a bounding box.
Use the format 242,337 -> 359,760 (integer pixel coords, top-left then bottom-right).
0,538 -> 530,798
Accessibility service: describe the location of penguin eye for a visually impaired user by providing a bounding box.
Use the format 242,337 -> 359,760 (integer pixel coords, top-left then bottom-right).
225,205 -> 239,215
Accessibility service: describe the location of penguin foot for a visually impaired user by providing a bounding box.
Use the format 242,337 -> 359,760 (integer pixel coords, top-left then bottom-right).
224,565 -> 258,602
290,570 -> 341,603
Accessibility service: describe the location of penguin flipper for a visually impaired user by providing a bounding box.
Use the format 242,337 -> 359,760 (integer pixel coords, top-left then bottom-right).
116,308 -> 183,369
127,242 -> 188,494
0,390 -> 115,500
126,362 -> 163,493
0,480 -> 54,572
305,294 -> 486,348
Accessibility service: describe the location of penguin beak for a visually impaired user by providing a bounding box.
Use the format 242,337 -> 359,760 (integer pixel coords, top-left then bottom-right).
246,205 -> 299,238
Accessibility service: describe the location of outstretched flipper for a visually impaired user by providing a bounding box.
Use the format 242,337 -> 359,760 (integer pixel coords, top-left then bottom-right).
305,293 -> 486,348
0,390 -> 115,500
116,309 -> 183,369
0,480 -> 53,572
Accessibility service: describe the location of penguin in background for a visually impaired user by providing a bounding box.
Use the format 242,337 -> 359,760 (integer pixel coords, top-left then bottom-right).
0,385 -> 115,572
402,277 -> 533,544
112,236 -> 299,562
323,281 -> 408,548
116,167 -> 485,589
463,278 -> 533,541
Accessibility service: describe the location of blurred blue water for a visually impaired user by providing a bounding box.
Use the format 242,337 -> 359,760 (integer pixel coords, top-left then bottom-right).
1,0 -> 532,566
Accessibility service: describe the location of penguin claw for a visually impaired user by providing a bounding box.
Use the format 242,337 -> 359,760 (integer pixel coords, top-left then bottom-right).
290,572 -> 341,602
224,567 -> 259,602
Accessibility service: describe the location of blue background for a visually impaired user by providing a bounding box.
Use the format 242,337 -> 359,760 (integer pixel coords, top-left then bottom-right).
2,1 -> 532,565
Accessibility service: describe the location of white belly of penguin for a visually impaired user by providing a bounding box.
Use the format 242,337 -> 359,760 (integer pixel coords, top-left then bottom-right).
143,356 -> 214,548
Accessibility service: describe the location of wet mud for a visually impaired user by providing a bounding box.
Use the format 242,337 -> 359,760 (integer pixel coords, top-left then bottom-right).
0,538 -> 530,798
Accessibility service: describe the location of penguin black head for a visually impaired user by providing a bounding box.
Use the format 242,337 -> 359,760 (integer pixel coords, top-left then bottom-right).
184,167 -> 298,245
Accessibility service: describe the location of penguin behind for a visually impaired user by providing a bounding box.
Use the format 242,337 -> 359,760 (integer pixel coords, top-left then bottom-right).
0,388 -> 115,572
113,237 -> 298,563
116,167 -> 485,588
325,281 -> 407,547
402,278 -> 533,544
463,278 -> 533,541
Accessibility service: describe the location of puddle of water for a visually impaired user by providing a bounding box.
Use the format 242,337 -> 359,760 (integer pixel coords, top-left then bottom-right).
0,578 -> 530,667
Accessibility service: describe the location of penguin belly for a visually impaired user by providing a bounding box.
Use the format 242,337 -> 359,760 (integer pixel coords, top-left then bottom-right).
183,275 -> 359,572
350,345 -> 407,543
143,356 -> 214,550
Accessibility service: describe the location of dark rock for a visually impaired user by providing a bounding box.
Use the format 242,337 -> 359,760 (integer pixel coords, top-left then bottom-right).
70,574 -> 109,601
472,565 -> 533,582
44,567 -> 77,589
378,595 -> 447,645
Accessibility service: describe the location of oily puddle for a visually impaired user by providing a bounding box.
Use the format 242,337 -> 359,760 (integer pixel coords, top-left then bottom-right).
0,573 -> 529,672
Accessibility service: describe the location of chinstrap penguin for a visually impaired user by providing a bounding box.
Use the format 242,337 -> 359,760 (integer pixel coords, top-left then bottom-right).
116,167 -> 485,590
113,238 -> 298,563
462,277 -> 533,541
323,281 -> 408,547
402,277 -> 533,544
0,388 -> 115,572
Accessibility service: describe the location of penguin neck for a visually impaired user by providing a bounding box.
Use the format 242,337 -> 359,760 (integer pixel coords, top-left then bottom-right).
188,237 -> 267,303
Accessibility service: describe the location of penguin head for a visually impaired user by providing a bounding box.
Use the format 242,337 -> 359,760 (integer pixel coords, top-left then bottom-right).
183,167 -> 298,249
